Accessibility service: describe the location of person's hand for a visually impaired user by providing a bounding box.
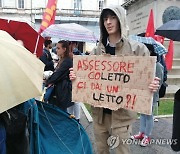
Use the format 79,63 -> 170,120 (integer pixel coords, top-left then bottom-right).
149,77 -> 160,92
43,71 -> 53,80
69,68 -> 76,81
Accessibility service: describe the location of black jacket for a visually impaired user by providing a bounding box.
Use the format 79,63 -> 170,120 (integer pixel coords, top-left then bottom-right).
46,57 -> 73,110
171,89 -> 180,151
40,48 -> 54,71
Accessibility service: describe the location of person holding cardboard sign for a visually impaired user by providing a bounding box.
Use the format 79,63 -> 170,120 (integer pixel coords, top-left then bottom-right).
131,46 -> 164,147
70,5 -> 160,154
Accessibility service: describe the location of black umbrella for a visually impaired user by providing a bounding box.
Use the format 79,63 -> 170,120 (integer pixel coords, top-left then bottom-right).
155,20 -> 180,41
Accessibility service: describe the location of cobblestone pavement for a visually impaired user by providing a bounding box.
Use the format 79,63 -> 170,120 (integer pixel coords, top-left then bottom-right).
80,110 -> 180,154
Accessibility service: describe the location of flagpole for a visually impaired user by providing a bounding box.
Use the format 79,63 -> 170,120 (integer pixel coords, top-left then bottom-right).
34,35 -> 40,56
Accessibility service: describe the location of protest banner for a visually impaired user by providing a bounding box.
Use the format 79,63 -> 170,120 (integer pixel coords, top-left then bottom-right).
72,55 -> 156,115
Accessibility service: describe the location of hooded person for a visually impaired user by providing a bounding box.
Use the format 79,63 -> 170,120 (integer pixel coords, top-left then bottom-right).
90,5 -> 154,154
69,5 -> 160,154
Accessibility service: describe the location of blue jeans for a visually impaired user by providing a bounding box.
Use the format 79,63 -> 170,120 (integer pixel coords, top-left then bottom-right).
0,121 -> 6,154
139,106 -> 154,137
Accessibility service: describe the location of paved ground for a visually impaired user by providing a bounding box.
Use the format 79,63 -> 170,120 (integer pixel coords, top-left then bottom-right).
130,118 -> 179,154
80,109 -> 180,154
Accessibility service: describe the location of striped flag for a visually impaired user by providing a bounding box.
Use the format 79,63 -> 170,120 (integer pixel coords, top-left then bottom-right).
39,0 -> 58,34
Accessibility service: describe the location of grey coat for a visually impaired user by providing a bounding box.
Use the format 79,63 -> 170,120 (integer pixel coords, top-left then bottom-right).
153,62 -> 164,106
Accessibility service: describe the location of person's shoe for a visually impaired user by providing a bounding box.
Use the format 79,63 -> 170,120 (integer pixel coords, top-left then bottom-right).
140,136 -> 151,147
131,132 -> 144,140
154,117 -> 159,122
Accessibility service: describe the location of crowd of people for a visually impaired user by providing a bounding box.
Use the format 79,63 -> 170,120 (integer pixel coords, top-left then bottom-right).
40,40 -> 82,121
1,4 -> 179,154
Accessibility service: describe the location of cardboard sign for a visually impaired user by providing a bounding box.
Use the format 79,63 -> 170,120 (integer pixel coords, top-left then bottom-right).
72,55 -> 156,115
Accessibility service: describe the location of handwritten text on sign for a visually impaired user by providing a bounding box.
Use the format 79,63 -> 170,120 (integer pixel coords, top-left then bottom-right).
72,55 -> 156,115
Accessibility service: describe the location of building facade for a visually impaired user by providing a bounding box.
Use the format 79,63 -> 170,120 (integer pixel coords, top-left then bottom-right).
122,0 -> 180,35
0,0 -> 123,39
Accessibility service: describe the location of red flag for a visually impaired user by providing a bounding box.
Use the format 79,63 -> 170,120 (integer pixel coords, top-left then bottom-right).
39,0 -> 57,34
155,35 -> 164,44
145,9 -> 155,38
165,40 -> 174,70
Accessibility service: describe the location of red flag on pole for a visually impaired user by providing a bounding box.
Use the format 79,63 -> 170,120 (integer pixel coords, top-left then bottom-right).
145,9 -> 155,38
39,0 -> 57,34
155,35 -> 165,44
165,40 -> 174,70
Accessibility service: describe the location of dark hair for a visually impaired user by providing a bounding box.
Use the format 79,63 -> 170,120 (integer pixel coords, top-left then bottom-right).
57,40 -> 71,67
44,40 -> 52,47
100,9 -> 120,46
71,41 -> 78,45
101,9 -> 116,19
144,43 -> 160,62
58,40 -> 71,58
144,44 -> 157,56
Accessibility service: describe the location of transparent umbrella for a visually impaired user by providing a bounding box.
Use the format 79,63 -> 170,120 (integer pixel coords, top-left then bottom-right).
41,23 -> 98,43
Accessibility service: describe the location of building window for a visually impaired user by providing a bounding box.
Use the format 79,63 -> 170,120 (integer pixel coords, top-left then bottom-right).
99,0 -> 104,10
74,0 -> 82,15
18,0 -> 24,8
74,0 -> 82,10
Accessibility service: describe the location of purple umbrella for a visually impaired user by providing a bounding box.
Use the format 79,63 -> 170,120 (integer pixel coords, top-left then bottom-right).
41,23 -> 98,43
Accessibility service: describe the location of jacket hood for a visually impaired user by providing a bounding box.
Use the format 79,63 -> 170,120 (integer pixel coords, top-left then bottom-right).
99,5 -> 129,45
